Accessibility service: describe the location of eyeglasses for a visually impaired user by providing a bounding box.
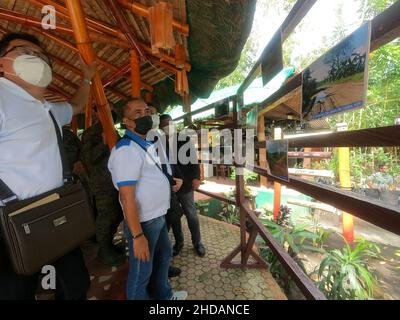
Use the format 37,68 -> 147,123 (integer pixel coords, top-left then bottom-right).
0,45 -> 52,67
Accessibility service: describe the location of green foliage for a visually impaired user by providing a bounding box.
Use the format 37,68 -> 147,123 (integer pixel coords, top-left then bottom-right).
316,238 -> 381,300
230,168 -> 259,184
259,210 -> 321,292
219,203 -> 240,226
304,213 -> 335,250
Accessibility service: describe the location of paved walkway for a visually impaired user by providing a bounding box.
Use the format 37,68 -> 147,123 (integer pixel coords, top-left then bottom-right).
82,215 -> 286,300
170,215 -> 286,300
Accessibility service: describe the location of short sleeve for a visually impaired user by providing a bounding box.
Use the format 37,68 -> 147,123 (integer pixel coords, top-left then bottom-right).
49,102 -> 73,126
108,145 -> 144,189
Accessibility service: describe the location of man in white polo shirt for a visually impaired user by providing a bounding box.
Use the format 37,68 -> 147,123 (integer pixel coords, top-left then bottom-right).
108,98 -> 187,300
0,33 -> 96,299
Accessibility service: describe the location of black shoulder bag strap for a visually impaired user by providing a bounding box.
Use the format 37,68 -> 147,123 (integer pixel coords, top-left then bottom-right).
48,111 -> 73,182
0,111 -> 72,205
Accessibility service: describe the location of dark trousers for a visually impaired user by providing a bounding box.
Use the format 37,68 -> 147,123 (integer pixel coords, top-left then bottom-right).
177,191 -> 202,246
165,194 -> 184,246
0,242 -> 90,300
94,191 -> 124,249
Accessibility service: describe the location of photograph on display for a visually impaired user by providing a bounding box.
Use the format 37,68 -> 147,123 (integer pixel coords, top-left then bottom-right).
302,22 -> 371,121
261,28 -> 283,86
266,140 -> 289,182
245,107 -> 258,131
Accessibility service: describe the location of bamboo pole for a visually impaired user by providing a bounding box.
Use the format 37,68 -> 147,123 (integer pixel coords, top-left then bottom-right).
30,26 -> 118,72
65,0 -> 116,149
109,0 -> 147,62
130,50 -> 141,98
0,8 -> 130,49
28,0 -> 126,40
29,0 -> 191,72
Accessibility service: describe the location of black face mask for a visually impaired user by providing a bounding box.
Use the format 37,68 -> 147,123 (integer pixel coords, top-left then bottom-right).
132,115 -> 153,135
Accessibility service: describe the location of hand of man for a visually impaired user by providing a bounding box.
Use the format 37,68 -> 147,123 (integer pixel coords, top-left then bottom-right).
192,179 -> 201,190
81,58 -> 97,81
133,236 -> 150,262
72,161 -> 85,176
172,178 -> 183,193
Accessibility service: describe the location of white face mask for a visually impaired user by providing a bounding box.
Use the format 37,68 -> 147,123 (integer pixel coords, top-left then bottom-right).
151,114 -> 160,129
5,54 -> 53,88
161,123 -> 177,136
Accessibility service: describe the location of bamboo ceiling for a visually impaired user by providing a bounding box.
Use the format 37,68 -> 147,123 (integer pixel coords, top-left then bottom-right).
0,0 -> 189,105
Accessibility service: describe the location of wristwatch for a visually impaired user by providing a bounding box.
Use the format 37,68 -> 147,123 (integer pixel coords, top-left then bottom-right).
133,232 -> 144,240
83,78 -> 92,85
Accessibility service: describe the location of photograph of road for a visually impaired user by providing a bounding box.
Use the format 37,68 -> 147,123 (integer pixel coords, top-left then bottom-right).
266,140 -> 289,181
302,22 -> 371,121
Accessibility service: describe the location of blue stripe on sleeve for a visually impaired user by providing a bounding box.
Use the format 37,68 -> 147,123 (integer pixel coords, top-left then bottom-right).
117,180 -> 138,188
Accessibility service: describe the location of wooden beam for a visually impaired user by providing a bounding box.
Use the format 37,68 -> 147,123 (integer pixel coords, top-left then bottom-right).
255,126 -> 400,149
109,0 -> 147,61
49,55 -> 128,101
173,95 -> 237,121
29,0 -> 126,40
27,0 -> 191,72
117,0 -> 189,36
65,0 -> 117,149
287,126 -> 400,148
281,0 -> 317,41
370,0 -> 400,51
238,0 -> 316,94
0,8 -> 130,49
288,151 -> 332,159
251,165 -> 400,237
30,26 -> 118,72
195,189 -> 236,206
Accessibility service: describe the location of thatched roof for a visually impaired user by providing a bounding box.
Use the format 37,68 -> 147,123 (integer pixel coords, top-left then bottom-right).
0,0 -> 256,113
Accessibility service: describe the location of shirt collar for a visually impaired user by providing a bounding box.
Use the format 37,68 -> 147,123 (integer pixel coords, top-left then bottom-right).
125,129 -> 153,149
0,77 -> 45,104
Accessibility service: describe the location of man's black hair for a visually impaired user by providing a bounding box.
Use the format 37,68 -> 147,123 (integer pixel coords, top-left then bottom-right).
0,33 -> 42,56
159,114 -> 172,123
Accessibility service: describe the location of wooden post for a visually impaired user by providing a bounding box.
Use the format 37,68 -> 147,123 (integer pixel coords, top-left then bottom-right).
85,95 -> 93,129
65,0 -> 117,149
273,127 -> 283,220
257,114 -> 268,187
337,124 -> 354,243
303,148 -> 312,169
131,50 -> 141,98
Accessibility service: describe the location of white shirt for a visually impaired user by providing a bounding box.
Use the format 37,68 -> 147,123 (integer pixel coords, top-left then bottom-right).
108,130 -> 171,223
0,78 -> 73,200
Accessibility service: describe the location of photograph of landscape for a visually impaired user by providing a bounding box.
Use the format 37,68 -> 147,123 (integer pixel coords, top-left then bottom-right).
302,22 -> 371,121
266,140 -> 289,181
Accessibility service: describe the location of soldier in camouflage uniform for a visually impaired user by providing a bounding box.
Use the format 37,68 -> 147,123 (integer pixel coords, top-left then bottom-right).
81,105 -> 125,266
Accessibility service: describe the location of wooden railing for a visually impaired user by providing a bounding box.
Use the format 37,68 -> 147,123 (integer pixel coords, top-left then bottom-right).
177,0 -> 400,300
